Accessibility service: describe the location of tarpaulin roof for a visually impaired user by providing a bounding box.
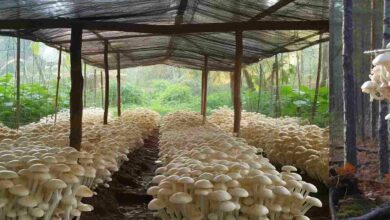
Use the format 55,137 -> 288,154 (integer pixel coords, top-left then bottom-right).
0,0 -> 329,71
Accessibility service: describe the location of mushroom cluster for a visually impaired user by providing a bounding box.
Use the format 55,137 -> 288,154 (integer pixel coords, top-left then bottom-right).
0,108 -> 161,219
208,108 -> 329,182
361,52 -> 390,119
149,111 -> 322,220
121,108 -> 161,138
0,125 -> 19,142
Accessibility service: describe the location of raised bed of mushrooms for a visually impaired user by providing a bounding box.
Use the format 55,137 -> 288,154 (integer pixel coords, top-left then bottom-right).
0,108 -> 160,220
208,108 -> 329,183
148,111 -> 322,220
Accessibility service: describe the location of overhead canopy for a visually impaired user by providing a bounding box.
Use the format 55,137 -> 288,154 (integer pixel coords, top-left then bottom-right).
0,0 -> 328,71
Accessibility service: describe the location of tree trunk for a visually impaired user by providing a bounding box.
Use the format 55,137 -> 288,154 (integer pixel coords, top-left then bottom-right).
116,53 -> 121,117
378,0 -> 390,177
274,55 -> 281,117
233,31 -> 243,136
371,0 -> 384,140
343,0 -> 357,166
201,55 -> 209,123
54,47 -> 62,124
330,0 -> 346,166
311,39 -> 323,122
69,25 -> 83,150
257,63 -> 263,113
243,69 -> 255,91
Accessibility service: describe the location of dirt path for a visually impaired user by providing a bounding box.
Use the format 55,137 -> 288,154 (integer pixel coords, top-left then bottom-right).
81,131 -> 160,220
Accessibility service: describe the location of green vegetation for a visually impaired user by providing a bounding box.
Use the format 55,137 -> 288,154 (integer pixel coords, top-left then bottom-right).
0,36 -> 329,128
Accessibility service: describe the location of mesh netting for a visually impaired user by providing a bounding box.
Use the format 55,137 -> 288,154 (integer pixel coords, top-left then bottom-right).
0,0 -> 328,70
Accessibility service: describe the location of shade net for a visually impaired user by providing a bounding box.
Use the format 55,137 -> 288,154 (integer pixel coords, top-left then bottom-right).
0,0 -> 328,71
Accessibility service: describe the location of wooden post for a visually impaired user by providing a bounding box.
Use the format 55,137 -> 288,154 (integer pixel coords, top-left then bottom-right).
54,46 -> 62,124
103,40 -> 109,124
311,37 -> 323,122
94,69 -> 97,107
233,31 -> 243,136
274,54 -> 280,117
83,62 -> 87,107
343,0 -> 357,166
201,55 -> 209,123
116,53 -> 121,117
256,63 -> 263,113
69,25 -> 83,150
100,70 -> 104,108
16,36 -> 20,130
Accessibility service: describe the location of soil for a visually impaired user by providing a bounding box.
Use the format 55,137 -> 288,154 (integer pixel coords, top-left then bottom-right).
81,130 -> 160,220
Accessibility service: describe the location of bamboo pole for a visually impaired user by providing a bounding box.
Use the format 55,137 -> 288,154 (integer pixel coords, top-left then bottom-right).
94,69 -> 97,107
233,31 -> 243,136
116,53 -> 121,117
100,70 -> 104,108
103,40 -> 109,124
54,46 -> 62,125
69,25 -> 83,150
83,62 -> 87,107
311,37 -> 323,122
16,36 -> 20,130
201,55 -> 209,123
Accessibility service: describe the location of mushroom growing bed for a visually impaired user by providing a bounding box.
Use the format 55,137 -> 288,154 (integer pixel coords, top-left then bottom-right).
148,111 -> 322,220
208,108 -> 329,183
0,108 -> 160,220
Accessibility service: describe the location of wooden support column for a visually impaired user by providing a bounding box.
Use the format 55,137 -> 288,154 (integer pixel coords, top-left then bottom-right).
100,70 -> 104,108
94,69 -> 97,107
116,53 -> 121,117
54,46 -> 62,124
16,36 -> 20,130
233,31 -> 243,136
83,62 -> 87,107
103,40 -> 109,124
69,25 -> 83,150
201,55 -> 209,123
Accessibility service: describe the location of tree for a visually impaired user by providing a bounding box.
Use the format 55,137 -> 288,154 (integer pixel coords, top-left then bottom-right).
378,0 -> 390,177
343,0 -> 357,166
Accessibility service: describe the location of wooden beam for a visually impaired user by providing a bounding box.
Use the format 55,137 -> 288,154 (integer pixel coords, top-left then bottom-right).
233,31 -> 243,136
0,19 -> 329,33
69,25 -> 83,150
83,62 -> 87,107
165,0 -> 189,59
201,55 -> 209,123
116,53 -> 121,117
249,0 -> 296,21
54,46 -> 62,124
52,33 -> 157,44
103,40 -> 109,125
16,35 -> 21,130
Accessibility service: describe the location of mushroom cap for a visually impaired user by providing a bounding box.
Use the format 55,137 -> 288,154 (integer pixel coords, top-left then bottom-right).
69,164 -> 85,176
373,53 -> 390,66
71,208 -> 81,217
219,201 -> 236,212
61,195 -> 77,206
252,174 -> 272,185
9,184 -> 29,196
147,186 -> 160,196
75,185 -> 94,198
194,179 -> 213,189
78,203 -> 94,212
229,187 -> 249,198
0,198 -> 8,208
305,196 -> 322,207
296,215 -> 310,220
28,164 -> 49,173
281,165 -> 297,173
178,176 -> 194,184
169,192 -> 192,204
30,207 -> 45,217
61,173 -> 79,184
84,167 -> 96,178
50,164 -> 71,173
273,186 -> 291,196
0,170 -> 18,179
249,204 -> 269,216
44,179 -> 67,190
208,190 -> 232,201
214,174 -> 232,183
18,196 -> 38,208
148,198 -> 166,210
194,189 -> 211,196
302,182 -> 318,193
